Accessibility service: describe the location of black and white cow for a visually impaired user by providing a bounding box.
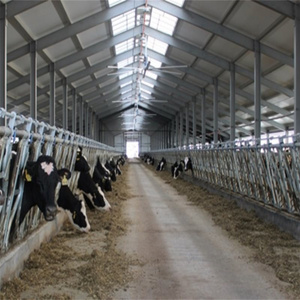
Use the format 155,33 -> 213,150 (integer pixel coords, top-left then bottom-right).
57,168 -> 90,233
105,160 -> 117,182
171,161 -> 184,179
21,155 -> 60,224
183,157 -> 193,172
93,158 -> 112,192
156,157 -> 166,171
75,149 -> 111,211
171,157 -> 193,179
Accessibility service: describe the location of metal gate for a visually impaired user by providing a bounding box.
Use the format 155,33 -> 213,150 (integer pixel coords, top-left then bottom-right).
147,136 -> 300,217
0,109 -> 121,253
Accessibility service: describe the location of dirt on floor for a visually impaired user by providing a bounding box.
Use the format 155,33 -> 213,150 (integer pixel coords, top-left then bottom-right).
0,163 -> 141,300
1,159 -> 300,299
146,162 -> 300,299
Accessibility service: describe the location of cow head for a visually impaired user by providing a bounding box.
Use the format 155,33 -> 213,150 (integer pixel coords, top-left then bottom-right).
23,155 -> 60,222
57,169 -> 90,233
75,155 -> 111,211
171,161 -> 183,179
183,157 -> 193,172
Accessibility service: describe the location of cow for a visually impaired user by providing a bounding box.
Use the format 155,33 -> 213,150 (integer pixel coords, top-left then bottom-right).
156,157 -> 166,171
20,155 -> 60,224
183,157 -> 193,172
57,168 -> 90,233
143,154 -> 154,165
75,149 -> 111,211
93,158 -> 112,192
171,161 -> 184,179
171,157 -> 193,179
105,160 -> 117,182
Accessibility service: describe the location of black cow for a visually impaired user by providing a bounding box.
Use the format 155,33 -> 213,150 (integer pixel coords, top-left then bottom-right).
21,155 -> 60,224
75,150 -> 111,211
57,169 -> 90,232
171,161 -> 184,179
171,157 -> 193,179
156,157 -> 166,171
105,160 -> 117,182
183,157 -> 193,172
93,158 -> 112,192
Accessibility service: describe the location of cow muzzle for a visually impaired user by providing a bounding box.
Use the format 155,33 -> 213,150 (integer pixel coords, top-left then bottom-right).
45,205 -> 58,221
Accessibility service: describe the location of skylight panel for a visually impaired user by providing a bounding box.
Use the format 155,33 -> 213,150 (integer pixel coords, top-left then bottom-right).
111,9 -> 135,36
141,88 -> 151,95
148,57 -> 162,68
120,81 -> 132,88
147,36 -> 168,55
118,57 -> 134,68
108,0 -> 125,7
145,71 -> 157,80
150,8 -> 178,35
142,81 -> 154,88
115,38 -> 134,55
119,71 -> 133,80
165,0 -> 185,7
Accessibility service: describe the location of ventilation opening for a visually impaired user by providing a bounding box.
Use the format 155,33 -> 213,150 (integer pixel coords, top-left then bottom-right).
126,141 -> 139,158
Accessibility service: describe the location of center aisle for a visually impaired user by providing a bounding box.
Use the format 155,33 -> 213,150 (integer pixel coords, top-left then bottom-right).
114,159 -> 288,300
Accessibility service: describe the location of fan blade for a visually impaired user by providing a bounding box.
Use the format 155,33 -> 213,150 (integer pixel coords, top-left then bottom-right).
107,66 -> 136,70
150,65 -> 187,69
141,99 -> 168,103
148,70 -> 183,75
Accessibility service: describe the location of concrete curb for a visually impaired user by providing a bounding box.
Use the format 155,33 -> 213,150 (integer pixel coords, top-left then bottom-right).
183,174 -> 300,241
0,211 -> 67,287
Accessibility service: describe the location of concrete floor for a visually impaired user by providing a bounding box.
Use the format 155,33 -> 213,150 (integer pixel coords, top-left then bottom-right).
114,159 -> 289,300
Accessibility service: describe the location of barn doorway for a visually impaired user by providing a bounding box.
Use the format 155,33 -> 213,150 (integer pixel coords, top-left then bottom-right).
126,141 -> 139,158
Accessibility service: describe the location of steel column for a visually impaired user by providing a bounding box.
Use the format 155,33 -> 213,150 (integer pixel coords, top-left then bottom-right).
0,4 -> 7,118
202,89 -> 206,145
72,89 -> 76,133
213,79 -> 219,144
49,63 -> 55,126
180,111 -> 183,147
192,100 -> 196,147
230,63 -> 236,141
186,103 -> 189,146
30,41 -> 37,120
254,41 -> 261,141
175,113 -> 179,147
85,104 -> 88,137
62,78 -> 68,130
79,97 -> 83,136
171,118 -> 175,148
295,5 -> 300,134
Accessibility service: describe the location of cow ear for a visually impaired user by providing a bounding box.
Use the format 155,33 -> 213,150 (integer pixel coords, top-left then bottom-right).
24,169 -> 32,182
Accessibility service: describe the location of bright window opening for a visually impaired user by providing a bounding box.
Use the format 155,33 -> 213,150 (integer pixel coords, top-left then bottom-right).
108,0 -> 126,8
150,8 -> 178,35
126,141 -> 139,158
111,9 -> 135,36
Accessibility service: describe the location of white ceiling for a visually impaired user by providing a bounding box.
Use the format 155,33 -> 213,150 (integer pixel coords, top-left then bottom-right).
2,0 -> 296,141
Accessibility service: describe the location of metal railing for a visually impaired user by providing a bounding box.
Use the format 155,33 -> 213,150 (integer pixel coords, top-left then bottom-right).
0,109 -> 122,253
145,135 -> 300,217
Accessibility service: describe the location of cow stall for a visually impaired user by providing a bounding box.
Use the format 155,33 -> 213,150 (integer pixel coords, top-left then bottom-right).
142,135 -> 300,239
0,109 -> 122,283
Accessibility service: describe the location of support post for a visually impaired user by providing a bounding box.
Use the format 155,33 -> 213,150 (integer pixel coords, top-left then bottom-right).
295,5 -> 300,134
230,63 -> 236,141
0,4 -> 7,122
30,41 -> 37,120
202,89 -> 206,145
62,78 -> 68,130
213,79 -> 219,144
254,41 -> 261,142
192,99 -> 196,148
49,63 -> 55,126
185,103 -> 189,147
72,89 -> 76,133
